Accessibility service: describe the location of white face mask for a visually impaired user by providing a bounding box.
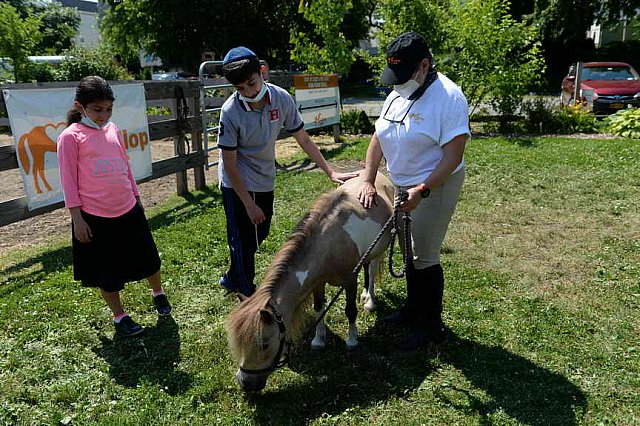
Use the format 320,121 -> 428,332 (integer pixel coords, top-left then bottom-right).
393,79 -> 421,99
394,66 -> 426,99
238,82 -> 268,103
79,107 -> 109,129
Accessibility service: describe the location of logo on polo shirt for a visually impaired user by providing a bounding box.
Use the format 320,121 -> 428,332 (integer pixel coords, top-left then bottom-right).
388,57 -> 401,65
269,109 -> 280,122
409,113 -> 423,123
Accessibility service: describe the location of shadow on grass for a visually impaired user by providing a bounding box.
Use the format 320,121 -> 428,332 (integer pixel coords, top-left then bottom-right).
0,187 -> 222,290
244,324 -> 586,425
92,316 -> 192,395
507,137 -> 538,148
0,245 -> 72,296
146,186 -> 222,232
439,335 -> 586,425
275,141 -> 356,172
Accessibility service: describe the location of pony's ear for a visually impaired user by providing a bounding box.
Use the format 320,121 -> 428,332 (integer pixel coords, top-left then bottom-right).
236,293 -> 248,303
259,309 -> 274,324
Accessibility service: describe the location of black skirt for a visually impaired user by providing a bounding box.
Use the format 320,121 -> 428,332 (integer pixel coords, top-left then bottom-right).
72,203 -> 161,292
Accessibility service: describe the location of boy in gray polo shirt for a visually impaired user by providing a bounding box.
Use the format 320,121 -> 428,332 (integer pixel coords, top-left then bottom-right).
218,46 -> 357,297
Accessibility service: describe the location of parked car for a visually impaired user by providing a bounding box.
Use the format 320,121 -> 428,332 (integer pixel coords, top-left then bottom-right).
560,62 -> 640,116
152,71 -> 197,81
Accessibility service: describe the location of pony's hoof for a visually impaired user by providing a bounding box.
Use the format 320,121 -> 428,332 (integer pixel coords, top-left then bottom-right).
363,301 -> 376,314
311,339 -> 326,350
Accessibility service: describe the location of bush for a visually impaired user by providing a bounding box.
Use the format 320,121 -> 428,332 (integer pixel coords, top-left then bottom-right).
147,106 -> 171,116
519,98 -> 598,134
0,65 -> 13,84
605,108 -> 640,139
340,109 -> 374,135
520,97 -> 560,133
556,102 -> 599,134
19,62 -> 56,82
54,46 -> 131,82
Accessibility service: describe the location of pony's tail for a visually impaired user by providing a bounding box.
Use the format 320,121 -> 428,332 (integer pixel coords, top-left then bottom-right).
17,133 -> 30,175
66,107 -> 82,126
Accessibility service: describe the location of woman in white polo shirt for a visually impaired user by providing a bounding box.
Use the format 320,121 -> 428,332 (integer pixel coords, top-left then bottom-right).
358,32 -> 470,351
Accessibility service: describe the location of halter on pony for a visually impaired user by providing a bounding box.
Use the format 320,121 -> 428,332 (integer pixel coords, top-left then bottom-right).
238,302 -> 291,375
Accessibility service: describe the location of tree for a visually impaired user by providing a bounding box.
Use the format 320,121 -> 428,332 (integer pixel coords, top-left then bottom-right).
101,0 -> 300,72
289,0 -> 372,74
54,46 -> 131,81
0,1 -> 79,55
290,0 -> 356,74
33,1 -> 80,54
443,0 -> 544,118
365,0 -> 449,82
0,2 -> 41,82
0,0 -> 32,18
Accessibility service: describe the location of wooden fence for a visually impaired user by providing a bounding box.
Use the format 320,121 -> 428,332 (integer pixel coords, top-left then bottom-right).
0,76 -> 341,228
0,80 -> 205,227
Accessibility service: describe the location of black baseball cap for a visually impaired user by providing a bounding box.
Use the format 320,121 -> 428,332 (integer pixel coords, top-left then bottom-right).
381,32 -> 431,85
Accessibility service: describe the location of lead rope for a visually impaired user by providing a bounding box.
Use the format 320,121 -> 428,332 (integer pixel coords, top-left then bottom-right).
388,190 -> 412,278
310,189 -> 410,331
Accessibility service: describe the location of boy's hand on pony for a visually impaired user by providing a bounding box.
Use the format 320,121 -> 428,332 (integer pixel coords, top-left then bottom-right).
329,170 -> 359,185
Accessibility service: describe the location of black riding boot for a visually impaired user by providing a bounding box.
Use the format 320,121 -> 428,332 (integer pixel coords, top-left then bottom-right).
396,264 -> 447,351
381,263 -> 419,325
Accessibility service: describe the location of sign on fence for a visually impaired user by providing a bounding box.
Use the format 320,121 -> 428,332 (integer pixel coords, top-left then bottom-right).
293,75 -> 340,131
2,84 -> 152,211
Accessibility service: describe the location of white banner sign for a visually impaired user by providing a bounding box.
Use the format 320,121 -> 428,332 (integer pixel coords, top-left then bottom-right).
2,84 -> 152,211
293,75 -> 341,130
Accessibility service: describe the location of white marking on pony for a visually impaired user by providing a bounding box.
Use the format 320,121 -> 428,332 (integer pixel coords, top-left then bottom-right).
311,310 -> 326,349
361,257 -> 381,313
295,270 -> 309,288
342,213 -> 381,256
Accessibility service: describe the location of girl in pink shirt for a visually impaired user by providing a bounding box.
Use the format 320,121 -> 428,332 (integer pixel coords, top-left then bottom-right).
57,76 -> 171,337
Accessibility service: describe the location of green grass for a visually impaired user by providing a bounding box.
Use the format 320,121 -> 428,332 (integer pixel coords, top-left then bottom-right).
1,135 -> 639,425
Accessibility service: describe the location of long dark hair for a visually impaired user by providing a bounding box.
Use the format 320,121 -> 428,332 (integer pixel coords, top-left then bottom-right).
66,76 -> 115,126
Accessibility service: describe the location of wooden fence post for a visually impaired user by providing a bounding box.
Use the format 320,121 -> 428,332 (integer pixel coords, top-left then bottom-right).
332,123 -> 341,144
190,94 -> 206,190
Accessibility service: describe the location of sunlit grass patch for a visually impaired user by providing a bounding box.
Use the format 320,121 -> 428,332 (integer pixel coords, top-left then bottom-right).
0,135 -> 639,424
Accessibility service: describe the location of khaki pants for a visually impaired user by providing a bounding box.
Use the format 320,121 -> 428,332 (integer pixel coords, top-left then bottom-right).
397,167 -> 465,269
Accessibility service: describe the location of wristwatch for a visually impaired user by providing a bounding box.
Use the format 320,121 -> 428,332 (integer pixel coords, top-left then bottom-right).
417,183 -> 430,198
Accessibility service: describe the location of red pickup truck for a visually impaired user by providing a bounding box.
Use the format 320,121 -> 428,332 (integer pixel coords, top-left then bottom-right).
560,61 -> 640,116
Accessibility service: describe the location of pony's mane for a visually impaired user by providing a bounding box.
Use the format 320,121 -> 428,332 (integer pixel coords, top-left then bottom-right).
226,190 -> 350,358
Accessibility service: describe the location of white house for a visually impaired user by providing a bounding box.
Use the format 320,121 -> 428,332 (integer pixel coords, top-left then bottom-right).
587,11 -> 639,47
54,0 -> 102,48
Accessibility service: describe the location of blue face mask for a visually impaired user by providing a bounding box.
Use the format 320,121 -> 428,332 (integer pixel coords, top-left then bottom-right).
79,107 -> 109,129
238,82 -> 268,103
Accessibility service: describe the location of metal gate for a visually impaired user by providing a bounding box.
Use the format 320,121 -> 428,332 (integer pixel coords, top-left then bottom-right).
197,60 -> 271,169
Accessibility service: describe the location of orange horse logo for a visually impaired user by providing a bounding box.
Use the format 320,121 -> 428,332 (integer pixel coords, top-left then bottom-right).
17,122 -> 66,194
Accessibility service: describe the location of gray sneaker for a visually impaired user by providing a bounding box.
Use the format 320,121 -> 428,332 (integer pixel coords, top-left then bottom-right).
114,316 -> 144,337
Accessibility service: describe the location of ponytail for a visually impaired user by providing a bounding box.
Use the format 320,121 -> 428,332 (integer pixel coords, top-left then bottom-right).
67,106 -> 82,126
